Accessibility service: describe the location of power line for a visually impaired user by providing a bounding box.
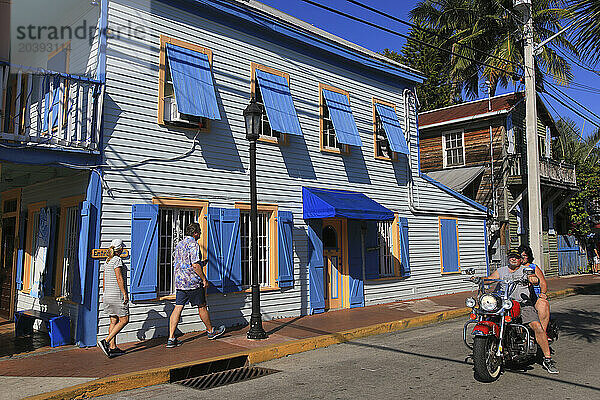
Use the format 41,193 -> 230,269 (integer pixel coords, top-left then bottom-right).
542,90 -> 600,129
341,0 -> 524,70
546,83 -> 600,125
296,0 -> 520,77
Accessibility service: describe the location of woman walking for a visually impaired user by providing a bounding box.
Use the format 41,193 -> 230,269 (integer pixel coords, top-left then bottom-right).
98,239 -> 129,358
518,245 -> 551,334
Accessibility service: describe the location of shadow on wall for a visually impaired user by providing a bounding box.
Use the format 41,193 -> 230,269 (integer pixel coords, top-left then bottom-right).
294,225 -> 310,315
342,146 -> 371,185
280,134 -> 317,180
392,154 -> 410,187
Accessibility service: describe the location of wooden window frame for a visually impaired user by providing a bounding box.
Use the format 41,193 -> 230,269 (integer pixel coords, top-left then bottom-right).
45,42 -> 71,134
54,195 -> 85,299
22,201 -> 47,294
250,62 -> 290,145
372,97 -> 398,162
442,129 -> 465,168
158,35 -> 212,132
234,202 -> 279,291
1,188 -> 22,318
319,83 -> 350,155
370,214 -> 402,281
153,197 -> 209,298
439,216 -> 462,275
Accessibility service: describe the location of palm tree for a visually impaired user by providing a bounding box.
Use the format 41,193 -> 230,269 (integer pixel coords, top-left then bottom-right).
410,0 -> 575,98
554,117 -> 600,166
568,0 -> 600,66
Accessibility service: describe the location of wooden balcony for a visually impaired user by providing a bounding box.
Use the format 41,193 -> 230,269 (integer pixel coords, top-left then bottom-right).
0,63 -> 104,152
507,154 -> 577,189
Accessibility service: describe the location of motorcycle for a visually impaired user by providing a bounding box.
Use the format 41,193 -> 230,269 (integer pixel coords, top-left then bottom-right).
462,268 -> 558,382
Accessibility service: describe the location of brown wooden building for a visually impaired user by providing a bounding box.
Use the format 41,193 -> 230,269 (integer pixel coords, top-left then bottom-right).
418,92 -> 579,274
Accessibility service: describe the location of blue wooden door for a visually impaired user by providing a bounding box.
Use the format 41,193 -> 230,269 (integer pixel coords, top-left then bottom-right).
557,235 -> 579,276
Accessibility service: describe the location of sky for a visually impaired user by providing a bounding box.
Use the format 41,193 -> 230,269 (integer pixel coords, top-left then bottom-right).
259,0 -> 600,139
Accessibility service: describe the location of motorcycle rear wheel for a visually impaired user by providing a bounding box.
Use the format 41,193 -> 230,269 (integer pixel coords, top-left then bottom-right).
473,336 -> 502,382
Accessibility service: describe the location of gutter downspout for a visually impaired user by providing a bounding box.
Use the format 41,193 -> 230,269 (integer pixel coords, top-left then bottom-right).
403,89 -> 489,219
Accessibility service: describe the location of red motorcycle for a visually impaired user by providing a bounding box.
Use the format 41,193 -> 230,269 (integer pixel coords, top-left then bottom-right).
462,269 -> 558,382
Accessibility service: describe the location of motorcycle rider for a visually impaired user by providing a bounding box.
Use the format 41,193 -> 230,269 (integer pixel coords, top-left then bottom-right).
483,249 -> 559,374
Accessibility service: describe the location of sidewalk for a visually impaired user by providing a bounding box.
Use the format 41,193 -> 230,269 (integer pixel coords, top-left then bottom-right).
2,274 -> 599,400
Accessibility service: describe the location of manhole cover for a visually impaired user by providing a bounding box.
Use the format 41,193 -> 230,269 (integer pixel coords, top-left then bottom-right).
175,366 -> 278,390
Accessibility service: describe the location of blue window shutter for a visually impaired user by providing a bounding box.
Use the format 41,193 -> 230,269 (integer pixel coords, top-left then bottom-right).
398,217 -> 411,277
440,218 -> 459,273
365,221 -> 379,280
307,219 -> 325,314
277,211 -> 294,288
321,89 -> 362,146
221,208 -> 242,293
255,70 -> 303,136
74,201 -> 92,303
207,207 -> 224,292
347,219 -> 364,308
15,212 -> 27,290
42,77 -> 61,131
42,207 -> 59,296
375,103 -> 409,155
130,204 -> 159,301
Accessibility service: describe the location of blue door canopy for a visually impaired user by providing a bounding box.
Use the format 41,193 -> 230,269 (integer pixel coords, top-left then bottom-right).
375,103 -> 409,155
302,187 -> 394,220
255,70 -> 303,136
166,43 -> 221,120
321,89 -> 362,146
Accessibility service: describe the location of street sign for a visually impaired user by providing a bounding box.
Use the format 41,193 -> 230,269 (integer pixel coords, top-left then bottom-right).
91,249 -> 129,259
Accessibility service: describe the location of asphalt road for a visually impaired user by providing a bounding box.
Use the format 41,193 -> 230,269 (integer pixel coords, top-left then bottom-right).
99,293 -> 600,400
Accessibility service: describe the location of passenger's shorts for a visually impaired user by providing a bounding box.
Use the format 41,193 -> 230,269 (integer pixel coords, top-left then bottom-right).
175,286 -> 206,307
103,300 -> 129,317
520,304 -> 540,325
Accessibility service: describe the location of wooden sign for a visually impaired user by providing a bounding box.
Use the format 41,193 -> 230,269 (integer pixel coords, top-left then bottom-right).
91,249 -> 130,259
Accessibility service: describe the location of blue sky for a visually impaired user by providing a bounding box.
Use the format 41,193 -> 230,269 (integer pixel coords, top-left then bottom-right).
259,0 -> 600,139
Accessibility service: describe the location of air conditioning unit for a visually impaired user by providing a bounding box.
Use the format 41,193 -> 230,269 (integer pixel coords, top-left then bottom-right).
163,97 -> 204,128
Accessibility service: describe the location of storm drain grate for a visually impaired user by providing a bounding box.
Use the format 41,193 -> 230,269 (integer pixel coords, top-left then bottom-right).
174,366 -> 278,390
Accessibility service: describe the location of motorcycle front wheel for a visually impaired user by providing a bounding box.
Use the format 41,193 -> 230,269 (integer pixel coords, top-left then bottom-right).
473,336 -> 502,382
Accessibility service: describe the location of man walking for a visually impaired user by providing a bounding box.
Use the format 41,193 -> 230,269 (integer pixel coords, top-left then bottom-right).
166,222 -> 225,348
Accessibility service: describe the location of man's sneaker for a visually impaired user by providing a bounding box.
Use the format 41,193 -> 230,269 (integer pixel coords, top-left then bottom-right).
542,358 -> 559,374
166,338 -> 180,348
110,347 -> 125,356
207,325 -> 226,340
97,339 -> 111,358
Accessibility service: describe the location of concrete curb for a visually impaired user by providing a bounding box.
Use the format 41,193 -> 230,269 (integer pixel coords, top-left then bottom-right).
26,284 -> 600,400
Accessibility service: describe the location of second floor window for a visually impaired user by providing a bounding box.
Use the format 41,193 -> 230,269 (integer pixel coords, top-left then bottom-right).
444,131 -> 464,167
322,102 -> 344,151
375,112 -> 392,159
255,83 -> 280,140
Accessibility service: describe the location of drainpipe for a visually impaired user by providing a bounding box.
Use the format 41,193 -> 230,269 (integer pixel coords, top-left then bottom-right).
403,89 -> 488,219
486,81 -> 497,219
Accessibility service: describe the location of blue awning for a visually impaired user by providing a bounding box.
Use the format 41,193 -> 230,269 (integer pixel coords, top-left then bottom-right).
375,103 -> 409,155
255,70 -> 303,136
166,43 -> 221,120
302,187 -> 394,220
321,89 -> 362,146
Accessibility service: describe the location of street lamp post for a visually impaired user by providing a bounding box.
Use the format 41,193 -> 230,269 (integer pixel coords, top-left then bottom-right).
244,98 -> 268,340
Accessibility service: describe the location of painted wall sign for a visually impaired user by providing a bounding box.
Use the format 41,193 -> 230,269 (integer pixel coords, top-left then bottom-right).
91,249 -> 129,259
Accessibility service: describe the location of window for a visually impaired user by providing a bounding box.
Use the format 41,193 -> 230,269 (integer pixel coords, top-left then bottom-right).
55,195 -> 84,298
153,198 -> 208,296
319,83 -> 350,154
158,35 -> 215,131
443,130 -> 465,167
373,99 -> 399,161
251,63 -> 292,144
22,201 -> 46,293
377,220 -> 395,277
236,204 -> 278,288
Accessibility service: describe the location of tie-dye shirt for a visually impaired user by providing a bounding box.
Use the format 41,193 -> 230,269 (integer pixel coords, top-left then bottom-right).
173,236 -> 203,290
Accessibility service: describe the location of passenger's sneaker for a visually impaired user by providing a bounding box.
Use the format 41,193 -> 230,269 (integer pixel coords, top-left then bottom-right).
207,325 -> 226,340
110,347 -> 125,356
97,339 -> 111,358
166,338 -> 180,348
542,357 -> 559,374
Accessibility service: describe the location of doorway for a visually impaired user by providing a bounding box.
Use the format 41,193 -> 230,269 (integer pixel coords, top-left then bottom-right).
322,219 -> 345,310
0,189 -> 21,319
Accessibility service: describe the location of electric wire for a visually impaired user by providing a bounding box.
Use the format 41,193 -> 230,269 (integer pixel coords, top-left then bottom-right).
545,83 -> 600,125
542,90 -> 600,129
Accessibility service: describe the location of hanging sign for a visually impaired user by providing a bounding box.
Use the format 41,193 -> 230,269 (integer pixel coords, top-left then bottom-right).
91,249 -> 130,259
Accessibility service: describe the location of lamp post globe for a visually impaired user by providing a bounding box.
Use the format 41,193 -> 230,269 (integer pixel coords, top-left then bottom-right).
244,98 -> 268,340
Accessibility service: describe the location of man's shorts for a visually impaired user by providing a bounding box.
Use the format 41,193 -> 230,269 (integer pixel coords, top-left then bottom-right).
175,286 -> 206,307
520,304 -> 540,325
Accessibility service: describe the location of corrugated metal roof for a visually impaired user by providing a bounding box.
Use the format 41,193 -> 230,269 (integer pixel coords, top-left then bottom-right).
426,165 -> 485,192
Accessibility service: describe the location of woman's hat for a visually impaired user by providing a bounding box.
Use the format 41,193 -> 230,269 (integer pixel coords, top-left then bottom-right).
110,239 -> 124,249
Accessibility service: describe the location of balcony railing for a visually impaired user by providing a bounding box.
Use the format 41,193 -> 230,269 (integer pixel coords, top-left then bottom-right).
0,63 -> 104,152
508,154 -> 577,187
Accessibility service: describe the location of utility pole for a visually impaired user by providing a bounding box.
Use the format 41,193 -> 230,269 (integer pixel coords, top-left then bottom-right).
515,0 -> 544,266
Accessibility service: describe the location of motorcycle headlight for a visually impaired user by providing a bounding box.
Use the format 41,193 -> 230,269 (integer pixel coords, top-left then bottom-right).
480,294 -> 499,312
465,297 -> 476,308
502,299 -> 513,310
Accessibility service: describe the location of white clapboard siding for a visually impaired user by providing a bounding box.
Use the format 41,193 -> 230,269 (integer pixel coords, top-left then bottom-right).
99,0 -> 487,343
